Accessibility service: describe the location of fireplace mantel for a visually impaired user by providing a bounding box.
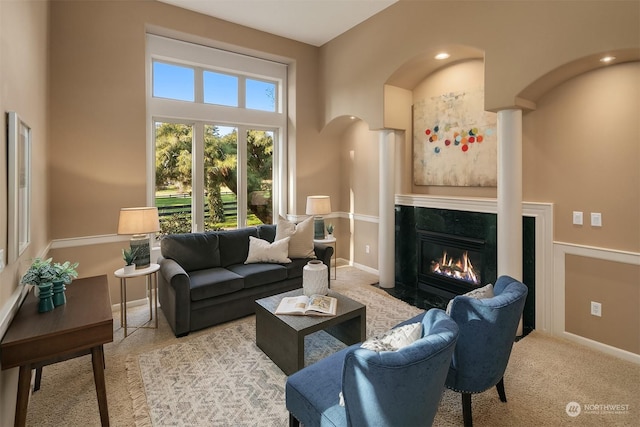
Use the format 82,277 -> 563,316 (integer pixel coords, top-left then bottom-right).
396,194 -> 552,216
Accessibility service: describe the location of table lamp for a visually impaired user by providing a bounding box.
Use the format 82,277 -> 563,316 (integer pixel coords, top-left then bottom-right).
305,196 -> 331,240
117,207 -> 160,269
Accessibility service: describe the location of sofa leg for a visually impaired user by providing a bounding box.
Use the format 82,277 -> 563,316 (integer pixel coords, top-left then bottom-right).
289,413 -> 300,427
496,377 -> 507,402
462,393 -> 473,427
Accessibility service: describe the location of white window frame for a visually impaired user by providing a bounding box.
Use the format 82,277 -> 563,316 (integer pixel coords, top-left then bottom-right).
146,34 -> 288,231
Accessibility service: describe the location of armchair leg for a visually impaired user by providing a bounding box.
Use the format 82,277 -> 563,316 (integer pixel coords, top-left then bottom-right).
496,377 -> 507,402
289,413 -> 300,427
462,393 -> 473,427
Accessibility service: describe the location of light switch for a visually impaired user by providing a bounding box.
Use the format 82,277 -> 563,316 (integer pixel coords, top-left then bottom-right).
591,212 -> 602,227
572,211 -> 583,225
0,248 -> 4,272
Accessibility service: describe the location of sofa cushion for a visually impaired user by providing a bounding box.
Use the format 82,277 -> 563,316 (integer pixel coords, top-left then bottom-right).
218,227 -> 259,267
160,232 -> 221,272
245,236 -> 291,264
189,267 -> 244,301
226,263 -> 288,288
283,258 -> 313,279
256,224 -> 277,243
275,216 -> 316,259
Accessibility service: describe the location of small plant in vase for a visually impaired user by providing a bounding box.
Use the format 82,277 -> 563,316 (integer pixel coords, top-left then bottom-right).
122,247 -> 138,274
326,223 -> 334,238
51,261 -> 79,307
20,258 -> 57,313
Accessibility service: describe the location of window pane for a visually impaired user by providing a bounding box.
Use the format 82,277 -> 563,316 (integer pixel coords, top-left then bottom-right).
246,79 -> 276,112
153,62 -> 195,102
204,71 -> 238,107
247,130 -> 274,225
154,122 -> 193,235
204,125 -> 238,230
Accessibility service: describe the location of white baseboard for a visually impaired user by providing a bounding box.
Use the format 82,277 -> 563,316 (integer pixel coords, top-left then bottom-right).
561,331 -> 640,365
349,261 -> 378,276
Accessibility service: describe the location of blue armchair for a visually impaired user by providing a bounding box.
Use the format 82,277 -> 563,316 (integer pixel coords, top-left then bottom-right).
286,309 -> 459,427
445,275 -> 528,427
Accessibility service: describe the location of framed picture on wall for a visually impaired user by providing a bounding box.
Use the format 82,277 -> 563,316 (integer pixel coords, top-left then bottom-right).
7,111 -> 31,263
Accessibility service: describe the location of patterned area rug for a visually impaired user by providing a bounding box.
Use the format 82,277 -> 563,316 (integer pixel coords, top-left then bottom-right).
125,287 -> 423,426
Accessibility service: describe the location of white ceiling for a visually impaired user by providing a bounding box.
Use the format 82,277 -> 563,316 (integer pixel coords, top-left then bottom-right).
158,0 -> 397,47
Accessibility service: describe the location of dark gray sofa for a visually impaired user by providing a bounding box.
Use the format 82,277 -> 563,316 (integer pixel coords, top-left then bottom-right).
158,224 -> 333,337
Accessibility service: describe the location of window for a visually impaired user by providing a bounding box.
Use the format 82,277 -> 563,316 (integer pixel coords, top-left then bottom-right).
153,62 -> 194,101
147,35 -> 287,235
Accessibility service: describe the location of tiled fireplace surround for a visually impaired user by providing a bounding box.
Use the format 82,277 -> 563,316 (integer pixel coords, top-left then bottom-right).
392,195 -> 554,335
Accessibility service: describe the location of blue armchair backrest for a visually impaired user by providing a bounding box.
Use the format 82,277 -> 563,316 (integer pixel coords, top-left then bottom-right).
341,309 -> 459,427
446,275 -> 528,394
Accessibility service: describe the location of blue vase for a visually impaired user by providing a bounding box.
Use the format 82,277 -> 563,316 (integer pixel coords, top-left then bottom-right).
52,280 -> 66,307
38,283 -> 55,313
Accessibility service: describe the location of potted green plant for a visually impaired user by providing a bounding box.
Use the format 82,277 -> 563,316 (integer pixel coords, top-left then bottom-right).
122,247 -> 138,274
51,261 -> 79,307
20,258 -> 56,312
53,261 -> 79,285
326,223 -> 334,237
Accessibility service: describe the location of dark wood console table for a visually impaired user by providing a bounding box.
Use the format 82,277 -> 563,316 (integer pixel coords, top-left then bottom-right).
0,275 -> 113,426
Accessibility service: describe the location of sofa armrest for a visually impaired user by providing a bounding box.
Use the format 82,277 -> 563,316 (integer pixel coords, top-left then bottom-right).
158,256 -> 192,337
314,244 -> 334,284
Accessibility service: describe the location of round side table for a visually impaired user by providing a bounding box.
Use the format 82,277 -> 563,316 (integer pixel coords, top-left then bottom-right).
114,263 -> 160,337
314,236 -> 337,280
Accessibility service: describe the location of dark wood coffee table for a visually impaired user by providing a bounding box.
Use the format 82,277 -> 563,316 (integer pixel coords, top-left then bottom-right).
255,289 -> 366,375
1,275 -> 113,426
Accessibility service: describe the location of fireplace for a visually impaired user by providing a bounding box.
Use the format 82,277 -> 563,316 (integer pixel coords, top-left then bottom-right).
394,203 -> 536,335
417,230 -> 486,299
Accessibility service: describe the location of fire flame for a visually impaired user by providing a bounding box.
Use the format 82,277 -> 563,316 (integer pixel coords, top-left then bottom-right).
430,251 -> 480,284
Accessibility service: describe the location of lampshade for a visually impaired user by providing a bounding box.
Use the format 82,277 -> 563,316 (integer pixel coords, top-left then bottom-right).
305,196 -> 331,216
117,207 -> 160,235
117,207 -> 160,270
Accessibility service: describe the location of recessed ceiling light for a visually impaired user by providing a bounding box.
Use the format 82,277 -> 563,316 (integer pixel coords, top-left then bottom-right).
434,53 -> 450,60
349,116 -> 356,120
600,56 -> 616,63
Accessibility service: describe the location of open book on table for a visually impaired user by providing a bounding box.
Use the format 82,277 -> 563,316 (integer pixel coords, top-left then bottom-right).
275,294 -> 338,316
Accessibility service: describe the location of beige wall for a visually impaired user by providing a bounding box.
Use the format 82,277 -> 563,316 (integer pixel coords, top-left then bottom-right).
565,255 -> 639,354
523,62 -> 640,252
321,0 -> 639,127
0,0 -> 50,423
48,0 -> 320,240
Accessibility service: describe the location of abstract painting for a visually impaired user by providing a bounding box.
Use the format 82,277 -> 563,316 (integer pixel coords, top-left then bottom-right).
413,88 -> 497,186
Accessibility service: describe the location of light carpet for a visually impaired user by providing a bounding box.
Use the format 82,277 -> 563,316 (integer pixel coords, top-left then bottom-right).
126,288 -> 422,426
125,285 -> 639,427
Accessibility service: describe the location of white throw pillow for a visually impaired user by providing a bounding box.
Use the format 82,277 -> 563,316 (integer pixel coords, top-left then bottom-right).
361,322 -> 423,352
274,215 -> 316,259
446,283 -> 494,315
244,236 -> 291,264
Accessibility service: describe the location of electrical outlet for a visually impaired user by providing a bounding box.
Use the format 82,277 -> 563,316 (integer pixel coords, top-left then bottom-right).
590,301 -> 602,317
591,212 -> 602,227
0,249 -> 4,272
365,245 -> 370,254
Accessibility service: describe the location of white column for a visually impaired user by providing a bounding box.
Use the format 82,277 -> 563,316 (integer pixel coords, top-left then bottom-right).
497,109 -> 523,280
378,130 -> 396,288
